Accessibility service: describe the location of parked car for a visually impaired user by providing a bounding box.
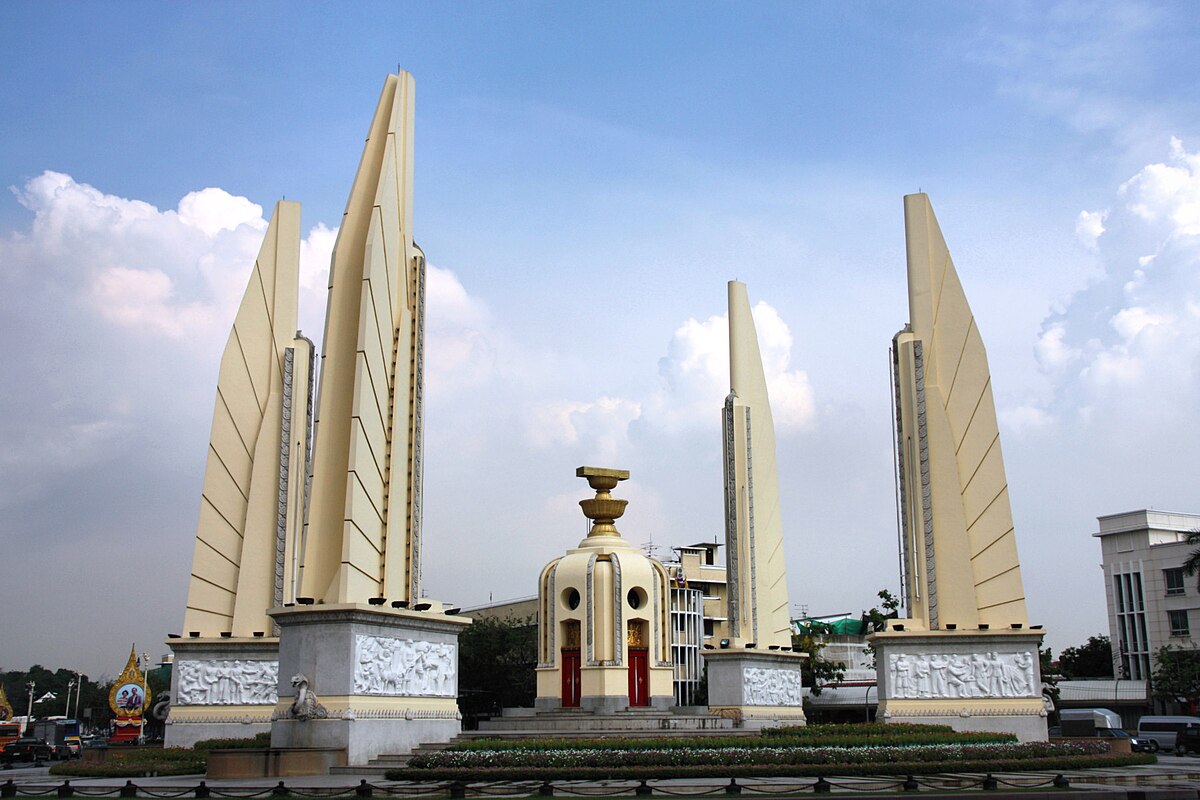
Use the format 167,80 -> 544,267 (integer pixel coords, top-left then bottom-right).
1175,723 -> 1200,755
1,737 -> 54,763
1095,727 -> 1154,753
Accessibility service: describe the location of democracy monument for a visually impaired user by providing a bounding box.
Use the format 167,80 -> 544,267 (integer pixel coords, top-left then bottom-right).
871,193 -> 1047,741
163,70 -> 1046,768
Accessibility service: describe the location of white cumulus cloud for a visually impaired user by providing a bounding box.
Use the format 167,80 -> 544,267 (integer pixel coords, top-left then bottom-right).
1119,137 -> 1200,236
1031,139 -> 1200,413
177,187 -> 267,237
652,301 -> 815,433
1075,209 -> 1107,249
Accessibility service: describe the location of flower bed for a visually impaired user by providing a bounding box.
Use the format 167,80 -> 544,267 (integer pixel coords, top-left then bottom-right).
454,729 -> 1014,752
389,738 -> 1155,781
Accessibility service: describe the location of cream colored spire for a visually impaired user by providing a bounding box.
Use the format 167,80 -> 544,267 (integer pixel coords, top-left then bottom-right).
893,193 -> 1028,630
722,281 -> 792,648
183,200 -> 307,637
299,72 -> 425,604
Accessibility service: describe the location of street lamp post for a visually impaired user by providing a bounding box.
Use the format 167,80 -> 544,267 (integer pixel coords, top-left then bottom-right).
25,681 -> 35,724
140,652 -> 150,743
65,679 -> 75,717
74,672 -> 82,720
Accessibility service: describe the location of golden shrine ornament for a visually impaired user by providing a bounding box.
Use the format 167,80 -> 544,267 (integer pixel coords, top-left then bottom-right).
0,685 -> 13,721
108,645 -> 151,716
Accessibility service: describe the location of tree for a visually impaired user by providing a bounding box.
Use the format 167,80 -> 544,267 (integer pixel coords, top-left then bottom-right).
1182,529 -> 1200,589
1057,634 -> 1114,679
791,620 -> 846,696
860,589 -> 901,669
4,666 -> 80,719
457,615 -> 537,725
1152,644 -> 1200,712
862,589 -> 901,632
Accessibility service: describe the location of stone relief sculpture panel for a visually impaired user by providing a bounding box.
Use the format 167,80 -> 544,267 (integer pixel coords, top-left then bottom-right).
353,635 -> 457,697
743,667 -> 803,706
887,651 -> 1036,699
176,660 -> 279,705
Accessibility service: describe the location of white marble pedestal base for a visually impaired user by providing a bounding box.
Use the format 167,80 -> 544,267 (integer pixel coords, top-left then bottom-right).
869,629 -> 1048,742
164,637 -> 280,748
267,603 -> 470,765
704,649 -> 807,729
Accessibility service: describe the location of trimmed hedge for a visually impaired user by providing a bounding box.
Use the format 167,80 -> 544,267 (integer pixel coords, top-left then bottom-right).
452,730 -> 1014,752
49,734 -> 274,777
49,748 -> 206,778
410,740 -> 1105,770
762,723 -> 962,737
388,751 -> 1155,782
194,732 -> 272,751
393,735 -> 1155,782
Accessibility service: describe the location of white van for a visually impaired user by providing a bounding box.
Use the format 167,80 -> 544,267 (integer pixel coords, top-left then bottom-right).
1136,715 -> 1200,752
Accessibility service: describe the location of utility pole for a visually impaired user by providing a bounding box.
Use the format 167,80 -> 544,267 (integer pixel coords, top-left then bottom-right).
139,652 -> 150,743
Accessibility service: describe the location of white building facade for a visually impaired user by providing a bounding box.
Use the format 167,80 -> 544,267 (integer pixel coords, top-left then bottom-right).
1096,510 -> 1200,681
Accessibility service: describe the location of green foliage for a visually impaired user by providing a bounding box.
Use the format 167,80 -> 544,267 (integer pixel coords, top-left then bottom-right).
388,752 -> 1153,782
391,739 -> 1153,781
790,620 -> 845,696
860,589 -> 901,668
861,589 -> 901,632
763,723 -> 955,736
1,664 -> 113,730
193,732 -> 272,750
1058,635 -> 1113,679
452,726 -> 1013,752
1181,529 -> 1200,590
49,747 -> 206,777
1152,644 -> 1200,706
458,614 -> 537,722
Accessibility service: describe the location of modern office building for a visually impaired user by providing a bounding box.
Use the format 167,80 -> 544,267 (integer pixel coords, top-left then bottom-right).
1096,510 -> 1200,682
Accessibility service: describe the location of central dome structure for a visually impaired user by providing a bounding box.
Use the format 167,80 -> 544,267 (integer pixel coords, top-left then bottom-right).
535,467 -> 674,712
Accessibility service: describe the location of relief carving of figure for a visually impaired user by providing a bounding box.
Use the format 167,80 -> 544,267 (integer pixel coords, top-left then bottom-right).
928,655 -> 949,697
884,651 -> 1036,701
891,653 -> 913,698
913,656 -> 931,697
175,660 -> 279,705
742,667 -> 801,706
353,635 -> 456,697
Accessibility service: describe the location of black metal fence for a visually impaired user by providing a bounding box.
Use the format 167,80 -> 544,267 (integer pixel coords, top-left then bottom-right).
0,774 -> 1075,799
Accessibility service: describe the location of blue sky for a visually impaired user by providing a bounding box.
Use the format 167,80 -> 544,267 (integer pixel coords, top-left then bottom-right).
3,2 -> 1200,678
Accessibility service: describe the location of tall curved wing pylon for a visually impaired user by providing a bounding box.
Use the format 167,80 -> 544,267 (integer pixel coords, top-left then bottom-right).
893,194 -> 1028,630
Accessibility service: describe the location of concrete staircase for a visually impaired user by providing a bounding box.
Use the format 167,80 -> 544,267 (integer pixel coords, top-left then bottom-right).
330,709 -> 752,776
475,707 -> 738,734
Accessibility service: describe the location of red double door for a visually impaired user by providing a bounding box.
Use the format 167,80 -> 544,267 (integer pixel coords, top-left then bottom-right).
627,647 -> 649,707
562,647 -> 650,707
561,648 -> 581,707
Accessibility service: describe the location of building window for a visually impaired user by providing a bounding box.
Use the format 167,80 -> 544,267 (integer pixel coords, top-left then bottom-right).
1113,569 -> 1149,679
1169,609 -> 1190,637
1165,568 -> 1186,596
703,619 -> 714,637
